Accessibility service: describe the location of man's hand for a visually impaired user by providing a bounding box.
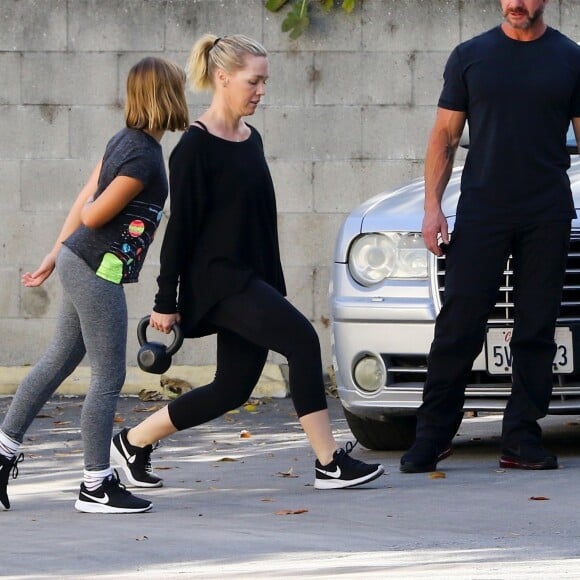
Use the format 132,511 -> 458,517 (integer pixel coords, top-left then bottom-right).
422,207 -> 449,256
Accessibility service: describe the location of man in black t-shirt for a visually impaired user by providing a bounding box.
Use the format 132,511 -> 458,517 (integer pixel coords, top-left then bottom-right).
400,0 -> 580,473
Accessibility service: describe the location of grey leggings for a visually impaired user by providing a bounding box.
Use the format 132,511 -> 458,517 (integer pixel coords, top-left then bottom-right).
1,246 -> 127,471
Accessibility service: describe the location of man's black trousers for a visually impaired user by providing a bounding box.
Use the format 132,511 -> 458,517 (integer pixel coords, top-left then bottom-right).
415,219 -> 571,449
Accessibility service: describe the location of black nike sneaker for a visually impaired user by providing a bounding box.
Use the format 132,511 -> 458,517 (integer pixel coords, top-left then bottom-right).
314,442 -> 384,490
0,453 -> 23,509
74,470 -> 152,514
111,428 -> 163,488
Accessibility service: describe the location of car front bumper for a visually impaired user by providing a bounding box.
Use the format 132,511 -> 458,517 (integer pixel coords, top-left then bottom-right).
331,263 -> 580,419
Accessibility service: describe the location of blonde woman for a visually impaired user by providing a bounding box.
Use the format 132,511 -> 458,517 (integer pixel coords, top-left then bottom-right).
0,57 -> 189,513
112,35 -> 384,493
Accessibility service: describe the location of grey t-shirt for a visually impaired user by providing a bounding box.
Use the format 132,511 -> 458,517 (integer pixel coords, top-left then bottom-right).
64,128 -> 168,284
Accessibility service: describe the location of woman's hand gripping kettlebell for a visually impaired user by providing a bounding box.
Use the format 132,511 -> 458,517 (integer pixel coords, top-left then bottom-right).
137,315 -> 184,374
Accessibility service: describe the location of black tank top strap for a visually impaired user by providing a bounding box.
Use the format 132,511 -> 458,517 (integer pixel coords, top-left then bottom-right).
193,120 -> 208,131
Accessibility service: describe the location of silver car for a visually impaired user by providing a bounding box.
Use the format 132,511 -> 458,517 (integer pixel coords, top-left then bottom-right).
330,136 -> 580,450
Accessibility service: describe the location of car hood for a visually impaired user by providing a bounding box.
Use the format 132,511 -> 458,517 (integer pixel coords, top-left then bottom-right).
334,157 -> 580,263
361,167 -> 463,234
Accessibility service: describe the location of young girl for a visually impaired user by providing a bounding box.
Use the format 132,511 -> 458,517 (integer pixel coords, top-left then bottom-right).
0,57 -> 189,513
111,34 -> 384,494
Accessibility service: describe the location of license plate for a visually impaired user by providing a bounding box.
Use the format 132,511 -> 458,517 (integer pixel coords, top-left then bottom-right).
486,327 -> 574,375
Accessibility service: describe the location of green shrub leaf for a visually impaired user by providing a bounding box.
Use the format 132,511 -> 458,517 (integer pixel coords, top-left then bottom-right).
266,0 -> 358,39
320,0 -> 333,12
342,0 -> 356,13
265,0 -> 290,11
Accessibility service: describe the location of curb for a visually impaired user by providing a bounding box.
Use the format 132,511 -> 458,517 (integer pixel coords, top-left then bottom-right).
0,364 -> 289,399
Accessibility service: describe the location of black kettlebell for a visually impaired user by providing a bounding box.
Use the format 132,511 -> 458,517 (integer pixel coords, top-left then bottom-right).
137,315 -> 184,374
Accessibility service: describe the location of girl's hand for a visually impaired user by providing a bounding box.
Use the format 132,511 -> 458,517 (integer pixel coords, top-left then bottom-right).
21,254 -> 57,287
150,311 -> 181,334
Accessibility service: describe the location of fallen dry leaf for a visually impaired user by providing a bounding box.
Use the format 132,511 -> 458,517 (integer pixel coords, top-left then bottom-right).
54,450 -> 83,456
529,496 -> 550,501
217,457 -> 238,462
275,508 -> 308,516
429,471 -> 446,479
161,376 -> 193,399
240,429 -> 252,438
138,388 -> 164,402
52,420 -> 71,427
35,414 -> 54,419
114,414 -> 124,423
261,498 -> 275,502
133,404 -> 163,413
243,404 -> 257,412
277,468 -> 299,478
246,397 -> 270,406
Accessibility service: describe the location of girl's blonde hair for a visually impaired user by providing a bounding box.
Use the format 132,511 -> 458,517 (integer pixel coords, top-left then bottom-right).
125,57 -> 189,132
187,34 -> 267,91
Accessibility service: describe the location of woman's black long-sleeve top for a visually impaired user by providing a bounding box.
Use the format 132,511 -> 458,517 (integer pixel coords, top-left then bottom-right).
153,124 -> 286,338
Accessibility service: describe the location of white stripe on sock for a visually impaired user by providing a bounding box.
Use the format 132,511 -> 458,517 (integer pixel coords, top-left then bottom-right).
84,467 -> 113,491
0,429 -> 21,458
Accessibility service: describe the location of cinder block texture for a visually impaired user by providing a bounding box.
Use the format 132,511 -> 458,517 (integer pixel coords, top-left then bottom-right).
0,161 -> 19,210
0,106 -> 69,159
362,0 -> 460,52
0,0 -> 547,369
0,53 -> 21,104
165,0 -> 264,52
268,160 -> 313,213
21,159 -> 95,211
0,0 -> 66,51
23,53 -> 119,106
562,0 -> 580,39
68,0 -> 165,52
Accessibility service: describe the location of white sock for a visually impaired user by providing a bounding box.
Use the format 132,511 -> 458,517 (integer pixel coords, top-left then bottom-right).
0,429 -> 21,459
83,467 -> 113,491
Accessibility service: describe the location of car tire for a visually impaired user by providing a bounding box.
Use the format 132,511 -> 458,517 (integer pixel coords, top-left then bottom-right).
342,406 -> 417,451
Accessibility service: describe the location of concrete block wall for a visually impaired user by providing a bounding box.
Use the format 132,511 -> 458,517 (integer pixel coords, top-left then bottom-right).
1,0 -> 578,368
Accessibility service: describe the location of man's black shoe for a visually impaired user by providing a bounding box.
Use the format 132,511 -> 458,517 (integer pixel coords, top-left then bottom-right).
499,444 -> 558,470
400,439 -> 453,473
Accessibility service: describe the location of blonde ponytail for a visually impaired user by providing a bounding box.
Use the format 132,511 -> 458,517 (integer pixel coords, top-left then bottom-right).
186,34 -> 267,92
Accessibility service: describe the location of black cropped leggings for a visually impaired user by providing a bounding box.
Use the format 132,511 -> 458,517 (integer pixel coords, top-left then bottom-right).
168,278 -> 328,430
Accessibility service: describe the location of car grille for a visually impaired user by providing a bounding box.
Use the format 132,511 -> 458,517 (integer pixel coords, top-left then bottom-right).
435,229 -> 580,324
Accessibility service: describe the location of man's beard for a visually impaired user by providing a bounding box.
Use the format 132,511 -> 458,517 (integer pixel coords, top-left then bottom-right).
503,6 -> 544,30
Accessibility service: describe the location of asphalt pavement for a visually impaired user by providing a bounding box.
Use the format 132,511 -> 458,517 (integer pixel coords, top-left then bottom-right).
2,393 -> 580,579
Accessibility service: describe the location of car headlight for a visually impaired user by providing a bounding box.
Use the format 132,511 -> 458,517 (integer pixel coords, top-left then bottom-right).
348,232 -> 428,286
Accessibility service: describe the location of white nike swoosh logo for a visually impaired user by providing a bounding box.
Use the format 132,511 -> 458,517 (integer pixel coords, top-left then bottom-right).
119,438 -> 136,464
316,466 -> 342,478
81,491 -> 109,504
